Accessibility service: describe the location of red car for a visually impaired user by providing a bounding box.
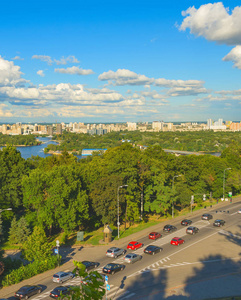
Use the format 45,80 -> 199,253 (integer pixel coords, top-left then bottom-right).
127,241 -> 144,250
170,237 -> 185,246
149,232 -> 162,240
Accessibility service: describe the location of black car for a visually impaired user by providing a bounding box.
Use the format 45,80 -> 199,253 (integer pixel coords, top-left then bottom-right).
102,263 -> 125,275
201,213 -> 213,220
50,286 -> 73,299
181,219 -> 192,226
144,245 -> 162,255
213,219 -> 225,227
81,260 -> 99,271
186,226 -> 199,234
15,285 -> 42,299
163,225 -> 177,233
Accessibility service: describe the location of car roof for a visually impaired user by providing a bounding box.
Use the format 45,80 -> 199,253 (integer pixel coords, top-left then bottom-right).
146,245 -> 158,249
54,271 -> 66,275
129,241 -> 138,244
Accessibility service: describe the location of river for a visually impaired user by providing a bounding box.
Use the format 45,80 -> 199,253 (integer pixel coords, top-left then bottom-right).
15,137 -> 59,159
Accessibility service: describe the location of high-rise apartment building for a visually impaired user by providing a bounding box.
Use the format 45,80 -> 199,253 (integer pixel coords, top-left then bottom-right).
56,124 -> 62,134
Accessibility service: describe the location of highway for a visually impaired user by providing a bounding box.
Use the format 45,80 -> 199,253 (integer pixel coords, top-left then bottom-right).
3,201 -> 241,300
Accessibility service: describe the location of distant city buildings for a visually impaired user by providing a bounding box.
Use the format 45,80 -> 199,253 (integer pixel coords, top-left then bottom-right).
0,119 -> 240,136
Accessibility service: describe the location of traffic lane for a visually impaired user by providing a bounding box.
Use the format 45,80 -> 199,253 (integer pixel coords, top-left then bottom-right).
112,224 -> 241,299
105,218 -> 241,288
122,258 -> 241,300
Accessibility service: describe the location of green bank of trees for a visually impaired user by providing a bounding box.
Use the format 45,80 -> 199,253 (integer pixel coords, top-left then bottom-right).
45,130 -> 241,153
0,133 -> 39,146
0,139 -> 240,244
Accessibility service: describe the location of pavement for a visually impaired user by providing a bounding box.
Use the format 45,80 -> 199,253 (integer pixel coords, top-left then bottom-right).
0,198 -> 240,299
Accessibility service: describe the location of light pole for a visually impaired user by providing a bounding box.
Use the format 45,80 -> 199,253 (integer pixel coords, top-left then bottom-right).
117,185 -> 128,239
0,208 -> 12,213
172,175 -> 182,218
223,168 -> 231,200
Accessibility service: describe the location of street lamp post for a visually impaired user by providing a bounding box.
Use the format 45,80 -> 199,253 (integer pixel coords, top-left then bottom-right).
223,168 -> 231,201
172,175 -> 182,218
117,185 -> 128,239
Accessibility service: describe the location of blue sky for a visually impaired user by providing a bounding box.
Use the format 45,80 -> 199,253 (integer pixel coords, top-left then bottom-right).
0,1 -> 240,123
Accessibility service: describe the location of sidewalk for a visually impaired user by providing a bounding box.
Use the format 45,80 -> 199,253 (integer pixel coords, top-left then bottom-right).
0,197 -> 239,298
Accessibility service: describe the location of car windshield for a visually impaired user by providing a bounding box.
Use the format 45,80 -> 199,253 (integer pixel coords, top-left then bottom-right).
172,238 -> 178,241
105,264 -> 113,269
107,250 -> 113,253
125,255 -> 131,258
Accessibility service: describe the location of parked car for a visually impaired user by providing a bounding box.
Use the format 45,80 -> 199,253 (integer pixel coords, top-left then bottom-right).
127,241 -> 144,250
213,219 -> 225,227
106,247 -> 126,258
50,286 -> 73,299
81,261 -> 99,271
144,245 -> 162,255
102,263 -> 125,275
163,225 -> 177,233
149,232 -> 162,240
181,219 -> 192,226
52,271 -> 74,283
124,253 -> 142,264
238,209 -> 241,214
170,237 -> 185,246
186,226 -> 199,235
15,285 -> 42,299
201,213 -> 213,220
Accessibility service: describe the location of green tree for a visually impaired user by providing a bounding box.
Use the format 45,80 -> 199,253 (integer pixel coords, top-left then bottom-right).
16,216 -> 31,244
22,226 -> 52,261
8,216 -> 19,244
70,260 -> 105,300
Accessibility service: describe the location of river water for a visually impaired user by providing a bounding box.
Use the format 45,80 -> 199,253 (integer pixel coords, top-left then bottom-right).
15,137 -> 59,160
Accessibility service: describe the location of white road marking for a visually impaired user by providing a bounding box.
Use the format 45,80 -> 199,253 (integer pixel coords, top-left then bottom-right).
120,292 -> 136,299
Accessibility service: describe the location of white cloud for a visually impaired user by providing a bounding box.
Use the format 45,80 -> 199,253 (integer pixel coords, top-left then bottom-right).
98,69 -> 154,85
32,55 -> 53,65
155,78 -> 204,88
223,46 -> 241,69
0,103 -> 13,117
0,56 -> 25,86
12,56 -> 24,61
180,3 -> 241,45
37,70 -> 45,77
54,55 -> 79,65
54,66 -> 94,75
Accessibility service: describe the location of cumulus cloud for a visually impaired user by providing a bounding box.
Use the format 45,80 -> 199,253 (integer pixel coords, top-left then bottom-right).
37,70 -> 45,77
179,3 -> 241,45
0,56 -> 25,86
223,45 -> 241,69
155,78 -> 204,88
54,66 -> 94,75
32,55 -> 53,65
167,86 -> 209,97
54,55 -> 79,65
98,69 -> 154,85
12,56 -> 24,61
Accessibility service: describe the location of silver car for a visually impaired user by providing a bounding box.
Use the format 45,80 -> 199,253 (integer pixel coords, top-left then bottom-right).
106,247 -> 126,258
124,253 -> 142,264
52,271 -> 74,283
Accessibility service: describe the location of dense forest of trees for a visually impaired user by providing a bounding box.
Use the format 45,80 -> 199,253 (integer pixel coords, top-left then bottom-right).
45,131 -> 241,154
0,137 -> 240,242
0,133 -> 39,146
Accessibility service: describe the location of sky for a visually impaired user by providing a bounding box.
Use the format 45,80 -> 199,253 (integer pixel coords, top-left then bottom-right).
0,0 -> 241,123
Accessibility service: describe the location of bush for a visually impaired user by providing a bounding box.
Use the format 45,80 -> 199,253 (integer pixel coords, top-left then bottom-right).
1,255 -> 59,287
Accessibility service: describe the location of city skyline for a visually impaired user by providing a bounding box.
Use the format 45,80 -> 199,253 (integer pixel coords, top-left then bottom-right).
0,1 -> 241,123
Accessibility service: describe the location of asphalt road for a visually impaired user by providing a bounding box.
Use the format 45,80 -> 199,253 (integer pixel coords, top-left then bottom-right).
2,200 -> 241,300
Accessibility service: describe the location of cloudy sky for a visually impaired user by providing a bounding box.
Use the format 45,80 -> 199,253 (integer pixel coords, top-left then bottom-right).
0,0 -> 241,123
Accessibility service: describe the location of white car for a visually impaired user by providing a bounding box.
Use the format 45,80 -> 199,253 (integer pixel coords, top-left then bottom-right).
238,209 -> 241,214
52,271 -> 74,283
